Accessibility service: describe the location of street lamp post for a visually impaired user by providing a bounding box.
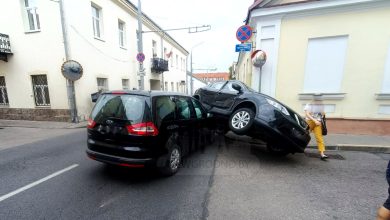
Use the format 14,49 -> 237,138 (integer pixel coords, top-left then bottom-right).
189,42 -> 204,95
137,0 -> 145,90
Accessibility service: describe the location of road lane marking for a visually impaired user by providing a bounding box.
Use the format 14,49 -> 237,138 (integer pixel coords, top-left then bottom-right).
0,164 -> 79,202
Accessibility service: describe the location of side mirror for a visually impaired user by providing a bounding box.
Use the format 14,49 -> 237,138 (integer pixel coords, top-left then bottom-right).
91,92 -> 100,103
232,83 -> 242,93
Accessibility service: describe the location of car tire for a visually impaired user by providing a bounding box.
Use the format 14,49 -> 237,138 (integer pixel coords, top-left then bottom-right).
229,108 -> 255,135
157,140 -> 182,176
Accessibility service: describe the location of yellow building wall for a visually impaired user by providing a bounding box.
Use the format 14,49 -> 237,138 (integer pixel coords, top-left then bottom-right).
276,7 -> 390,119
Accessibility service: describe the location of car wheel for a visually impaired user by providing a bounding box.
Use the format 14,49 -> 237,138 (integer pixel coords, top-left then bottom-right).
267,144 -> 290,156
229,108 -> 255,135
157,142 -> 181,176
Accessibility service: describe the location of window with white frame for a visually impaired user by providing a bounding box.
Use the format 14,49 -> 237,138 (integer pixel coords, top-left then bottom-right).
118,20 -> 126,48
176,55 -> 179,69
97,78 -> 108,92
152,40 -> 157,57
122,79 -> 129,90
91,4 -> 102,39
31,75 -> 50,106
23,0 -> 40,31
0,76 -> 9,105
303,36 -> 348,93
381,43 -> 390,93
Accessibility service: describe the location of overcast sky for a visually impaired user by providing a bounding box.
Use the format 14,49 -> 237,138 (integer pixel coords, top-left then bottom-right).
130,0 -> 254,73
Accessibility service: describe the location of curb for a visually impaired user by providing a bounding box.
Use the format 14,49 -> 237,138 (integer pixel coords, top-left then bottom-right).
307,144 -> 390,153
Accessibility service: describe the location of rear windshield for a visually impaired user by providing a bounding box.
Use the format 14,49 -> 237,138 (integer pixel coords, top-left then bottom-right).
90,94 -> 149,124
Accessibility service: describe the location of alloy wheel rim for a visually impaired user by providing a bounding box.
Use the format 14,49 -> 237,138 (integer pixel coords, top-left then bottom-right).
170,148 -> 180,170
232,111 -> 250,129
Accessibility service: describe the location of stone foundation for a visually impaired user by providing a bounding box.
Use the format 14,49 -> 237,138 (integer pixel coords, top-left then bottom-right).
0,108 -> 71,122
327,118 -> 390,136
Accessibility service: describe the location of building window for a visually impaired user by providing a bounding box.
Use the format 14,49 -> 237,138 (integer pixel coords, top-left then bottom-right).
164,48 -> 167,59
0,76 -> 9,105
171,82 -> 174,91
118,20 -> 126,48
23,0 -> 40,31
122,79 -> 129,90
91,4 -> 102,39
382,43 -> 390,93
303,36 -> 348,93
31,75 -> 50,106
152,40 -> 157,57
164,82 -> 168,91
176,55 -> 179,69
170,53 -> 174,67
97,77 -> 108,92
176,82 -> 179,92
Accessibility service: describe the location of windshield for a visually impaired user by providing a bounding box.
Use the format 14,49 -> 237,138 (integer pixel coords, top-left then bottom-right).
90,94 -> 148,124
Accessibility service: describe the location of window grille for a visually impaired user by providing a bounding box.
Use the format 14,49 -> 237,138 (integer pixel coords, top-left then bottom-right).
0,76 -> 9,105
31,75 -> 50,106
24,0 -> 40,31
122,79 -> 129,90
97,78 -> 108,92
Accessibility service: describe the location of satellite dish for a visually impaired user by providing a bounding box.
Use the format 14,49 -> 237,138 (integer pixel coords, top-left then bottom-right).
61,60 -> 83,81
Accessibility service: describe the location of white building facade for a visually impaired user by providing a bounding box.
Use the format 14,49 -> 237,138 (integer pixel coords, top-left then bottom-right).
0,0 -> 188,121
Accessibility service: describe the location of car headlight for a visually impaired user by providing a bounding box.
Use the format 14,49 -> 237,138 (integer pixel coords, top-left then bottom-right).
266,98 -> 290,116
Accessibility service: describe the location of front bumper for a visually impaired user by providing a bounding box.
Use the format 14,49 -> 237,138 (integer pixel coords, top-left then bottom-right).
252,117 -> 310,153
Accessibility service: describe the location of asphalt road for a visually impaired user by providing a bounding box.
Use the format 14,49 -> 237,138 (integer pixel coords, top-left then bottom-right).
0,129 -> 388,220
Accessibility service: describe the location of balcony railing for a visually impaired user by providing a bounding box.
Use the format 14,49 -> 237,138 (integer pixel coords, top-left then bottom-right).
151,58 -> 169,73
0,33 -> 12,54
0,33 -> 12,62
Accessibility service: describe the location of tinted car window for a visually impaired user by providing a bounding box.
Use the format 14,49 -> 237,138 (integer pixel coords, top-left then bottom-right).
155,96 -> 176,124
210,82 -> 224,90
191,99 -> 206,119
176,97 -> 191,120
221,82 -> 239,93
90,94 -> 146,124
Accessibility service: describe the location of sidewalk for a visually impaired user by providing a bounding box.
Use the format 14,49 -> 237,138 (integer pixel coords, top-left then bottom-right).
225,131 -> 390,153
0,119 -> 87,129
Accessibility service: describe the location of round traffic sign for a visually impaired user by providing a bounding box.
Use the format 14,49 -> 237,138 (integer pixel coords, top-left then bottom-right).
236,25 -> 253,43
136,52 -> 145,62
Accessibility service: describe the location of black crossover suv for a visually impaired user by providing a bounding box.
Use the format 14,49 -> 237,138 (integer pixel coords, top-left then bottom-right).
194,80 -> 311,155
87,91 -> 214,175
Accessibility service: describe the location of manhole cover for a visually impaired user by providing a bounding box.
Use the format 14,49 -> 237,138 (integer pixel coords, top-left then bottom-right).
305,152 -> 345,160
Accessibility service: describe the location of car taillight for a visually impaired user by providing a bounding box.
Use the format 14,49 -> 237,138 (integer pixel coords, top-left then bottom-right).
126,122 -> 159,136
87,118 -> 96,128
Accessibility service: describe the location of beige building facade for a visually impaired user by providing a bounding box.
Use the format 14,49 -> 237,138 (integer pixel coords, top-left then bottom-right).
0,0 -> 188,121
238,0 -> 390,135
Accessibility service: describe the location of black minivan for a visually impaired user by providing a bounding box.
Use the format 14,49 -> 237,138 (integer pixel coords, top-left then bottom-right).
86,90 -> 213,176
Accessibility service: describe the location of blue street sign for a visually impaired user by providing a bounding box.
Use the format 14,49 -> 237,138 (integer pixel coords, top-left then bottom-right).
235,43 -> 252,52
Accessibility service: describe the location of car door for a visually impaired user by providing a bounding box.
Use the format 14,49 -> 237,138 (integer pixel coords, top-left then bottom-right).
191,98 -> 211,152
175,96 -> 195,156
213,81 -> 240,111
200,82 -> 226,108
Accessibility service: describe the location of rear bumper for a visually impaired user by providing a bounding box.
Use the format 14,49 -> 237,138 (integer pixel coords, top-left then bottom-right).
86,149 -> 154,167
252,118 -> 310,153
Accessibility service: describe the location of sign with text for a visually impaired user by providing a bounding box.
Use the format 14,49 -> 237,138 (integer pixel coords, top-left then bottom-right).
235,43 -> 252,52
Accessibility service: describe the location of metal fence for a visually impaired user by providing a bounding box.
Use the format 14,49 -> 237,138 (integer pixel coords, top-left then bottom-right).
32,75 -> 50,106
0,76 -> 9,105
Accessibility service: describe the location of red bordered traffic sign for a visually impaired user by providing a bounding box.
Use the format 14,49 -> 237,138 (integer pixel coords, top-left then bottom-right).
236,25 -> 253,43
136,52 -> 145,62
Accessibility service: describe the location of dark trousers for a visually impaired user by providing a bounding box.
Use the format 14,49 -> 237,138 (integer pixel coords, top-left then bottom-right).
384,161 -> 390,209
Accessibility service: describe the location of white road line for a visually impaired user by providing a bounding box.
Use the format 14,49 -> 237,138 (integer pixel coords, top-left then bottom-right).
0,164 -> 79,202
